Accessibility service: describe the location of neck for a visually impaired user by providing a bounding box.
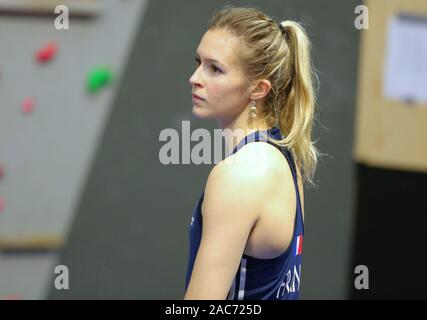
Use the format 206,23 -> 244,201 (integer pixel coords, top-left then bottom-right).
217,108 -> 270,154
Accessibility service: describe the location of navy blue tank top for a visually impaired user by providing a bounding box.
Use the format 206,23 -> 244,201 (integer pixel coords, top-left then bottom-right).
185,126 -> 305,300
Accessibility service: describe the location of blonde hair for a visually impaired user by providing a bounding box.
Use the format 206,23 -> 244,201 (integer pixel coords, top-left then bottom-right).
208,5 -> 320,186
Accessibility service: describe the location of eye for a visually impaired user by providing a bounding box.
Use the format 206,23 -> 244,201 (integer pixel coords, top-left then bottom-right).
194,56 -> 222,74
210,65 -> 221,73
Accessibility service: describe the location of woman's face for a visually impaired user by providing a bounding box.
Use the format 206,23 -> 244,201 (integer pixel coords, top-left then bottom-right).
189,29 -> 252,124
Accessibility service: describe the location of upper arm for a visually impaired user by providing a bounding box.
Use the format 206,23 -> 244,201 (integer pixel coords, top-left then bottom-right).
184,156 -> 271,299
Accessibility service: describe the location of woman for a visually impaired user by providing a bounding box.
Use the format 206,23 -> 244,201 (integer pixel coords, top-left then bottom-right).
184,5 -> 319,300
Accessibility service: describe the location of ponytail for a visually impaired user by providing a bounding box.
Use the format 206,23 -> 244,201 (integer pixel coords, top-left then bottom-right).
268,21 -> 319,186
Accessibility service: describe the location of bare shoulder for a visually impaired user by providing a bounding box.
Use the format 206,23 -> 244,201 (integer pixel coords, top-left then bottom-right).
204,142 -> 290,213
221,141 -> 287,174
231,141 -> 292,180
217,141 -> 286,177
219,141 -> 305,220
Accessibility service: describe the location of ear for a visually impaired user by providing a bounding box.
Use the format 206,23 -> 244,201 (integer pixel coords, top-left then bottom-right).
250,79 -> 272,101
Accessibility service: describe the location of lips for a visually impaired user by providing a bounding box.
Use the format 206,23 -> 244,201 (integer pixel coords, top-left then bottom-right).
192,93 -> 205,101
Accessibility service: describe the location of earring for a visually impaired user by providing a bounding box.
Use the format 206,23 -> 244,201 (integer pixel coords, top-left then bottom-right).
249,100 -> 257,118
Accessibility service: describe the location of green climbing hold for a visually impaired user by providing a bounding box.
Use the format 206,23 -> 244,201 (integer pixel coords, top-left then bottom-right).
87,67 -> 114,93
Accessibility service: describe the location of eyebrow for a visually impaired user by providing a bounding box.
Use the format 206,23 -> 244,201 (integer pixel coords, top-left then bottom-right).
195,51 -> 224,67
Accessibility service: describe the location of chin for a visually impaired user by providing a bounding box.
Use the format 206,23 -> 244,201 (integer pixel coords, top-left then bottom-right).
192,106 -> 214,120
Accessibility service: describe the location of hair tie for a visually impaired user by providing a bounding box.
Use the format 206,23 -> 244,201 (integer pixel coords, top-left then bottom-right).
278,22 -> 286,34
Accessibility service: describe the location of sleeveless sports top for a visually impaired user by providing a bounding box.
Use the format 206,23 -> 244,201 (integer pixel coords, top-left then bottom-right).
185,126 -> 305,300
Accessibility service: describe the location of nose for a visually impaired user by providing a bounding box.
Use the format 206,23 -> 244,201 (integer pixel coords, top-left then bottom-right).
189,65 -> 202,88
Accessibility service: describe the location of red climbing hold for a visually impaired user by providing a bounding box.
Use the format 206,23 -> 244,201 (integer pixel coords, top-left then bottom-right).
22,97 -> 35,114
35,41 -> 58,63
